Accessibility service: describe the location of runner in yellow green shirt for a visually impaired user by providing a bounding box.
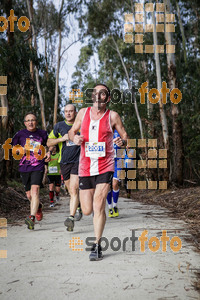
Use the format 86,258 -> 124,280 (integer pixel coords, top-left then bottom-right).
45,146 -> 61,207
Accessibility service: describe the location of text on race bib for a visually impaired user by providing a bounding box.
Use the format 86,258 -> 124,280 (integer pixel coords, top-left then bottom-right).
85,142 -> 106,158
48,166 -> 58,173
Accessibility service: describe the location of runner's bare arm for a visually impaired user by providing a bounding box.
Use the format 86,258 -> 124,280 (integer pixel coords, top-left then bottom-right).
44,148 -> 51,162
111,111 -> 128,147
48,146 -> 54,153
42,164 -> 48,185
68,108 -> 86,145
47,134 -> 69,147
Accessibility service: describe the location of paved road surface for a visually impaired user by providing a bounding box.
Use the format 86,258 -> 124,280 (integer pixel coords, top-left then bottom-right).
0,196 -> 199,300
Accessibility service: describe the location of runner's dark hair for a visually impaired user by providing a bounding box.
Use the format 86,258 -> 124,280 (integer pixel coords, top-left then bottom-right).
93,83 -> 110,96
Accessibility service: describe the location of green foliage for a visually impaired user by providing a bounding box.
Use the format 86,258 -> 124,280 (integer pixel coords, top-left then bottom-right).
71,0 -> 200,183
0,0 -> 70,136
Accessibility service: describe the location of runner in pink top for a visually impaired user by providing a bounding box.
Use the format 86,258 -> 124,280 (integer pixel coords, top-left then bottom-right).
79,106 -> 114,177
68,84 -> 128,261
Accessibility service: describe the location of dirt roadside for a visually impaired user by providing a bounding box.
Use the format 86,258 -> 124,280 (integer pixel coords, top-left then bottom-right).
122,186 -> 200,250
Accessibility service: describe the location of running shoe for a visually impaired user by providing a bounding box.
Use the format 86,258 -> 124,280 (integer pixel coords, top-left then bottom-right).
75,207 -> 82,221
36,203 -> 43,221
108,208 -> 114,217
89,243 -> 103,261
113,206 -> 119,217
50,202 -> 55,208
25,216 -> 35,230
64,217 -> 74,232
56,196 -> 60,202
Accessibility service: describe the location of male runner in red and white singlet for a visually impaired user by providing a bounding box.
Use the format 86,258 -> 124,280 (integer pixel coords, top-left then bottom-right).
68,84 -> 128,261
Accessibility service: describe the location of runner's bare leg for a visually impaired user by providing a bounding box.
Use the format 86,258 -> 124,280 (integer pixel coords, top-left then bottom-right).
64,179 -> 70,192
55,186 -> 60,194
49,183 -> 54,192
26,191 -> 31,201
113,178 -> 119,191
30,185 -> 40,216
79,189 -> 95,215
93,183 -> 110,243
69,174 -> 79,216
26,191 -> 31,215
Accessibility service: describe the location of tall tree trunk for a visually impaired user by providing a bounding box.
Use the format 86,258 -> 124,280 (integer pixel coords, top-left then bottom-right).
30,61 -> 35,106
152,5 -> 169,182
5,0 -> 14,46
44,24 -> 49,79
104,57 -> 107,83
1,95 -> 8,129
54,28 -> 62,125
26,0 -> 46,130
29,0 -> 35,106
0,0 -> 14,184
111,36 -> 144,139
0,94 -> 9,184
53,0 -> 64,125
152,8 -> 169,149
3,0 -> 13,129
176,1 -> 187,65
143,8 -> 153,136
164,0 -> 183,185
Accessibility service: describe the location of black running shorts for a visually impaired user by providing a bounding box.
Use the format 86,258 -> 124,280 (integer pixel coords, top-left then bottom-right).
79,172 -> 114,190
60,162 -> 79,181
20,170 -> 44,191
47,175 -> 61,186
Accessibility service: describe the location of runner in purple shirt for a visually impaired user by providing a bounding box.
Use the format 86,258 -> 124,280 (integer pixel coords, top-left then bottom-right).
11,112 -> 51,230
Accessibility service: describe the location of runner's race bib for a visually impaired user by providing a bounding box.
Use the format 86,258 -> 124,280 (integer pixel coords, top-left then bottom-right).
30,140 -> 41,152
85,142 -> 105,158
66,140 -> 75,146
48,166 -> 58,173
